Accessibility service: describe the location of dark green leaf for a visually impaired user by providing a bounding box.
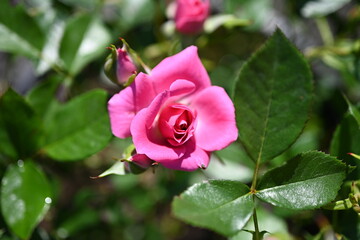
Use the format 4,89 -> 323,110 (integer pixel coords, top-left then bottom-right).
330,114 -> 360,179
26,76 -> 62,117
233,28 -> 313,163
256,151 -> 347,210
57,208 -> 98,238
42,89 -> 112,161
0,1 -> 45,58
58,0 -> 99,10
343,95 -> 360,128
0,89 -> 42,160
1,160 -> 52,240
59,14 -> 111,75
172,180 -> 254,236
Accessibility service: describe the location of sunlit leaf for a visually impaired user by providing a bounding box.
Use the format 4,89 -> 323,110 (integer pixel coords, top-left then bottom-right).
172,180 -> 254,236
42,89 -> 112,161
1,160 -> 52,240
233,28 -> 313,163
59,14 -> 111,75
93,161 -> 125,178
224,0 -> 273,30
0,1 -> 45,58
117,0 -> 155,32
204,14 -> 251,33
256,151 -> 347,210
301,0 -> 351,18
36,19 -> 66,75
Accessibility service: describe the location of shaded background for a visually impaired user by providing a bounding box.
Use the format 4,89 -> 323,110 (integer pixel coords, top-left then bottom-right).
0,0 -> 360,239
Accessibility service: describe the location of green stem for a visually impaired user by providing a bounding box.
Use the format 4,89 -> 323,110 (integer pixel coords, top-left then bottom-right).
315,17 -> 334,46
322,198 -> 353,210
57,76 -> 74,102
252,206 -> 261,240
250,162 -> 260,192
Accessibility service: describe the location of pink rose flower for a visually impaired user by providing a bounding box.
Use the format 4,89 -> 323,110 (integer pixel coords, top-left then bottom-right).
116,47 -> 137,84
108,46 -> 238,171
175,0 -> 210,35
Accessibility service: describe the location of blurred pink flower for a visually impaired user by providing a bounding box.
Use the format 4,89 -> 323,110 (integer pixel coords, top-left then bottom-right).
108,46 -> 237,171
175,0 -> 210,34
116,47 -> 136,84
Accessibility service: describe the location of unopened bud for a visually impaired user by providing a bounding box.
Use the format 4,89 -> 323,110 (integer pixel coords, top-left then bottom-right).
124,154 -> 153,174
104,44 -> 137,86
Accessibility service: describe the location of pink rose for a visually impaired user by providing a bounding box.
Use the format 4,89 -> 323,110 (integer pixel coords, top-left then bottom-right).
116,47 -> 136,84
175,0 -> 210,35
108,46 -> 238,171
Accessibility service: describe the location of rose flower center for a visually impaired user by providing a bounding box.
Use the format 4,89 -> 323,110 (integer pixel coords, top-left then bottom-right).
158,104 -> 196,147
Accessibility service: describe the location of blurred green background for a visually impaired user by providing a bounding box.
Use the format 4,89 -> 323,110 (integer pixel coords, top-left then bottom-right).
0,0 -> 360,239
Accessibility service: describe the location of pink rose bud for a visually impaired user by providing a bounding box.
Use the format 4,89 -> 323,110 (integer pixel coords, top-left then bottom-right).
175,0 -> 210,35
124,154 -> 154,174
116,47 -> 137,84
104,44 -> 137,86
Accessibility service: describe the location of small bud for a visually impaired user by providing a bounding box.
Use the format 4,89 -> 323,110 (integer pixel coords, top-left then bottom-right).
124,154 -> 153,174
104,44 -> 137,86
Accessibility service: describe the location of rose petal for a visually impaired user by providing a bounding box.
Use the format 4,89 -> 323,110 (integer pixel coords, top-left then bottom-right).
149,46 -> 210,94
108,88 -> 135,138
169,79 -> 196,96
131,99 -> 187,160
159,139 -> 210,171
108,73 -> 155,138
191,86 -> 238,151
131,80 -> 196,160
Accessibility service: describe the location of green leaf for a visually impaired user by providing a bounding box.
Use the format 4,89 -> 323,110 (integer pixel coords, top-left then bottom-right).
1,160 -> 52,240
57,0 -> 100,10
94,161 -> 125,178
42,89 -> 112,161
59,14 -> 111,75
233,28 -> 313,163
301,0 -> 351,18
26,76 -> 62,118
36,19 -> 66,75
172,180 -> 254,236
343,95 -> 360,128
204,14 -> 251,33
117,0 -> 155,32
224,0 -> 273,30
0,89 -> 42,160
256,151 -> 347,210
330,114 -> 360,179
0,1 -> 45,58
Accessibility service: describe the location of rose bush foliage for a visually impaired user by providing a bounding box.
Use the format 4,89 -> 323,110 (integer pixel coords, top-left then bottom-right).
108,46 -> 238,171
